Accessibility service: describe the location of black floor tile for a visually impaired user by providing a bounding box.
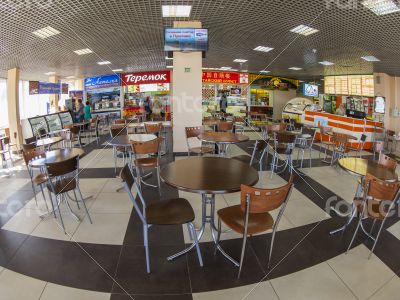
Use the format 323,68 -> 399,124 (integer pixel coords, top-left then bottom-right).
111,293 -> 192,300
187,239 -> 266,293
113,245 -> 191,294
0,229 -> 27,266
7,236 -> 121,292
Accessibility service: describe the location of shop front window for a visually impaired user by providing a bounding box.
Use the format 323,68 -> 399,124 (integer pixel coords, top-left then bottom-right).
19,80 -> 50,119
0,78 -> 8,128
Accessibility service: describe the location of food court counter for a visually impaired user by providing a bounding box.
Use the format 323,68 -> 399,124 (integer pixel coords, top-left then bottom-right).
304,111 -> 383,150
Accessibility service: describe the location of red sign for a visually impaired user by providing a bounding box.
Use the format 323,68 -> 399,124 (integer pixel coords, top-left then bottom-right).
202,71 -> 249,84
121,70 -> 170,86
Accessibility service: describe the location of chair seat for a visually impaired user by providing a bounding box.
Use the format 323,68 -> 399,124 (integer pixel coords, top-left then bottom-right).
190,146 -> 214,154
146,198 -> 195,225
231,155 -> 252,164
47,177 -> 76,194
136,157 -> 158,167
32,173 -> 48,185
217,205 -> 274,235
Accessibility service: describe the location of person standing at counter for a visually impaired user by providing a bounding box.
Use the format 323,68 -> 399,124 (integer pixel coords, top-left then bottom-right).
84,101 -> 92,121
152,97 -> 162,119
220,92 -> 228,113
77,99 -> 84,122
144,96 -> 152,120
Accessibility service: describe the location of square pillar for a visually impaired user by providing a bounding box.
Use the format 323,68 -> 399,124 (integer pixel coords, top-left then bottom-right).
6,68 -> 23,146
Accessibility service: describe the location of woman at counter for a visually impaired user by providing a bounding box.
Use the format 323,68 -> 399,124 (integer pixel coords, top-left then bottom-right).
84,101 -> 92,121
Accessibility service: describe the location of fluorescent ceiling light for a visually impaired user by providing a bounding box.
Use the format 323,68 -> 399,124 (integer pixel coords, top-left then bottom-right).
290,25 -> 319,36
44,71 -> 55,75
260,70 -> 270,73
165,56 -> 173,60
162,5 -> 191,17
166,65 -> 173,68
112,69 -> 123,72
289,67 -> 302,70
253,46 -> 274,53
65,76 -> 75,79
220,67 -> 232,70
32,26 -> 60,39
233,59 -> 248,63
362,0 -> 400,15
229,69 -> 238,71
97,61 -> 111,65
242,70 -> 248,72
318,61 -> 334,65
74,48 -> 93,55
361,55 -> 380,61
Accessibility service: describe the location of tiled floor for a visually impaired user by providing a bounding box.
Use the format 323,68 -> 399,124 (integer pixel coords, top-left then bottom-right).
0,131 -> 399,299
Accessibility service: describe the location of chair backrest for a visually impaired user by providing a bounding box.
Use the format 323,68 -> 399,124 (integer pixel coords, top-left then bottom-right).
233,116 -> 245,123
131,137 -> 162,155
240,176 -> 293,213
386,129 -> 395,137
256,139 -> 268,151
332,132 -> 348,148
70,126 -> 80,135
60,130 -> 72,142
185,126 -> 204,139
110,125 -> 127,137
46,156 -> 78,177
22,143 -> 36,152
378,153 -> 397,171
302,127 -> 316,139
266,124 -> 282,134
22,147 -> 46,165
114,119 -> 126,125
217,121 -> 233,132
25,136 -> 37,144
276,132 -> 296,144
144,123 -> 162,134
320,126 -> 333,135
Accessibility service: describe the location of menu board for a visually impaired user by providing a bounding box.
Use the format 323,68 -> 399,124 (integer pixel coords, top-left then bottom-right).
324,75 -> 374,96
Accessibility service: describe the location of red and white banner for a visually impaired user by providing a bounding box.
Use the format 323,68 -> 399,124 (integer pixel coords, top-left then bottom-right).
121,70 -> 171,86
202,71 -> 248,84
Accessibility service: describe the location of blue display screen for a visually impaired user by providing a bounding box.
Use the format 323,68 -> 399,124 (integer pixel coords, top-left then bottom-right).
303,83 -> 319,97
164,28 -> 208,51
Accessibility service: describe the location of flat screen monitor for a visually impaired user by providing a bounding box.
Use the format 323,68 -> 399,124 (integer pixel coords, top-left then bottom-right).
164,28 -> 208,52
303,83 -> 319,97
374,96 -> 385,114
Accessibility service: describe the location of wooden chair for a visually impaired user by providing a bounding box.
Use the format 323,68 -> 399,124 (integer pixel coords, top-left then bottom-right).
22,143 -> 37,152
185,126 -> 214,157
233,116 -> 246,133
347,173 -> 400,258
347,134 -> 367,158
216,177 -> 293,277
130,137 -> 163,192
232,139 -> 269,171
216,121 -> 234,132
378,153 -> 397,171
330,133 -> 351,165
45,156 -> 92,233
270,132 -> 296,177
144,123 -> 162,136
22,148 -> 49,210
319,126 -> 335,161
113,119 -> 127,125
120,164 -> 203,273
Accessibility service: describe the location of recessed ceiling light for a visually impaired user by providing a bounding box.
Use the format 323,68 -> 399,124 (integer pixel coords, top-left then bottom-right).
112,69 -> 123,72
362,0 -> 400,15
32,26 -> 60,39
290,25 -> 319,36
97,61 -> 111,65
361,55 -> 380,62
289,67 -> 302,70
165,56 -> 173,60
233,59 -> 248,63
44,71 -> 56,75
65,76 -> 75,79
166,65 -> 173,68
162,5 -> 191,17
220,67 -> 232,70
74,48 -> 93,55
229,69 -> 239,71
318,61 -> 334,66
260,70 -> 270,73
241,70 -> 248,72
253,46 -> 274,53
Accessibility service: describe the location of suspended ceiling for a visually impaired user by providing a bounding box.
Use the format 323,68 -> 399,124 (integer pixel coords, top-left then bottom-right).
0,0 -> 400,81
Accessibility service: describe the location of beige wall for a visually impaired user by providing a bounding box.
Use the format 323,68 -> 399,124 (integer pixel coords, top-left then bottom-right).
6,68 -> 23,145
172,21 -> 203,153
273,89 -> 297,119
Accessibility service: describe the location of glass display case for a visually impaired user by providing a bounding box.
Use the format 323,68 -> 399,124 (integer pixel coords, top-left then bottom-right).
45,114 -> 62,132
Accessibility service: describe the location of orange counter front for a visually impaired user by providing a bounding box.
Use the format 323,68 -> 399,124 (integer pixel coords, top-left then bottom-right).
304,111 -> 383,150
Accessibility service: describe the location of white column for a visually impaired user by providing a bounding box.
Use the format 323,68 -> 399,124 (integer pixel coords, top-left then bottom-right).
49,75 -> 60,112
6,68 -> 23,146
172,21 -> 203,153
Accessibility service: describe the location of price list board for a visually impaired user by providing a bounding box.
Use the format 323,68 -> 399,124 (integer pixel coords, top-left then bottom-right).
324,75 -> 374,97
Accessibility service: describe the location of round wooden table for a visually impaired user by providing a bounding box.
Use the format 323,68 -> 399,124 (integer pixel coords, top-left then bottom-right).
107,134 -> 157,147
30,148 -> 85,168
338,157 -> 397,181
160,156 -> 259,264
35,136 -> 63,148
198,132 -> 249,156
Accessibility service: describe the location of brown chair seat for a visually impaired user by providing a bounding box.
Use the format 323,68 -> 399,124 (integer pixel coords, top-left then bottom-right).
190,146 -> 214,154
231,155 -> 252,164
47,177 -> 76,194
146,198 -> 195,225
32,173 -> 48,185
217,204 -> 274,235
136,157 -> 158,167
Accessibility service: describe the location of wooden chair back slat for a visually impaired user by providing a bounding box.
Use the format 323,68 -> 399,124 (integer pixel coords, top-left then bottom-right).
131,137 -> 163,155
144,123 -> 162,134
46,156 -> 78,177
110,126 -> 127,137
185,126 -> 204,138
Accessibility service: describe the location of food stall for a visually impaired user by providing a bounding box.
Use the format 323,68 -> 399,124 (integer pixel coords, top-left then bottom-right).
202,71 -> 249,117
121,70 -> 171,119
84,74 -> 121,119
282,97 -> 321,122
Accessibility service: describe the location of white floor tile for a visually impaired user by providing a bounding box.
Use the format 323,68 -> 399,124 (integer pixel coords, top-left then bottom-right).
89,192 -> 134,213
368,276 -> 400,300
193,281 -> 278,300
0,269 -> 46,300
100,178 -> 125,193
386,221 -> 400,240
271,262 -> 356,300
327,245 -> 396,299
40,283 -> 110,300
78,178 -> 109,194
1,208 -> 42,235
